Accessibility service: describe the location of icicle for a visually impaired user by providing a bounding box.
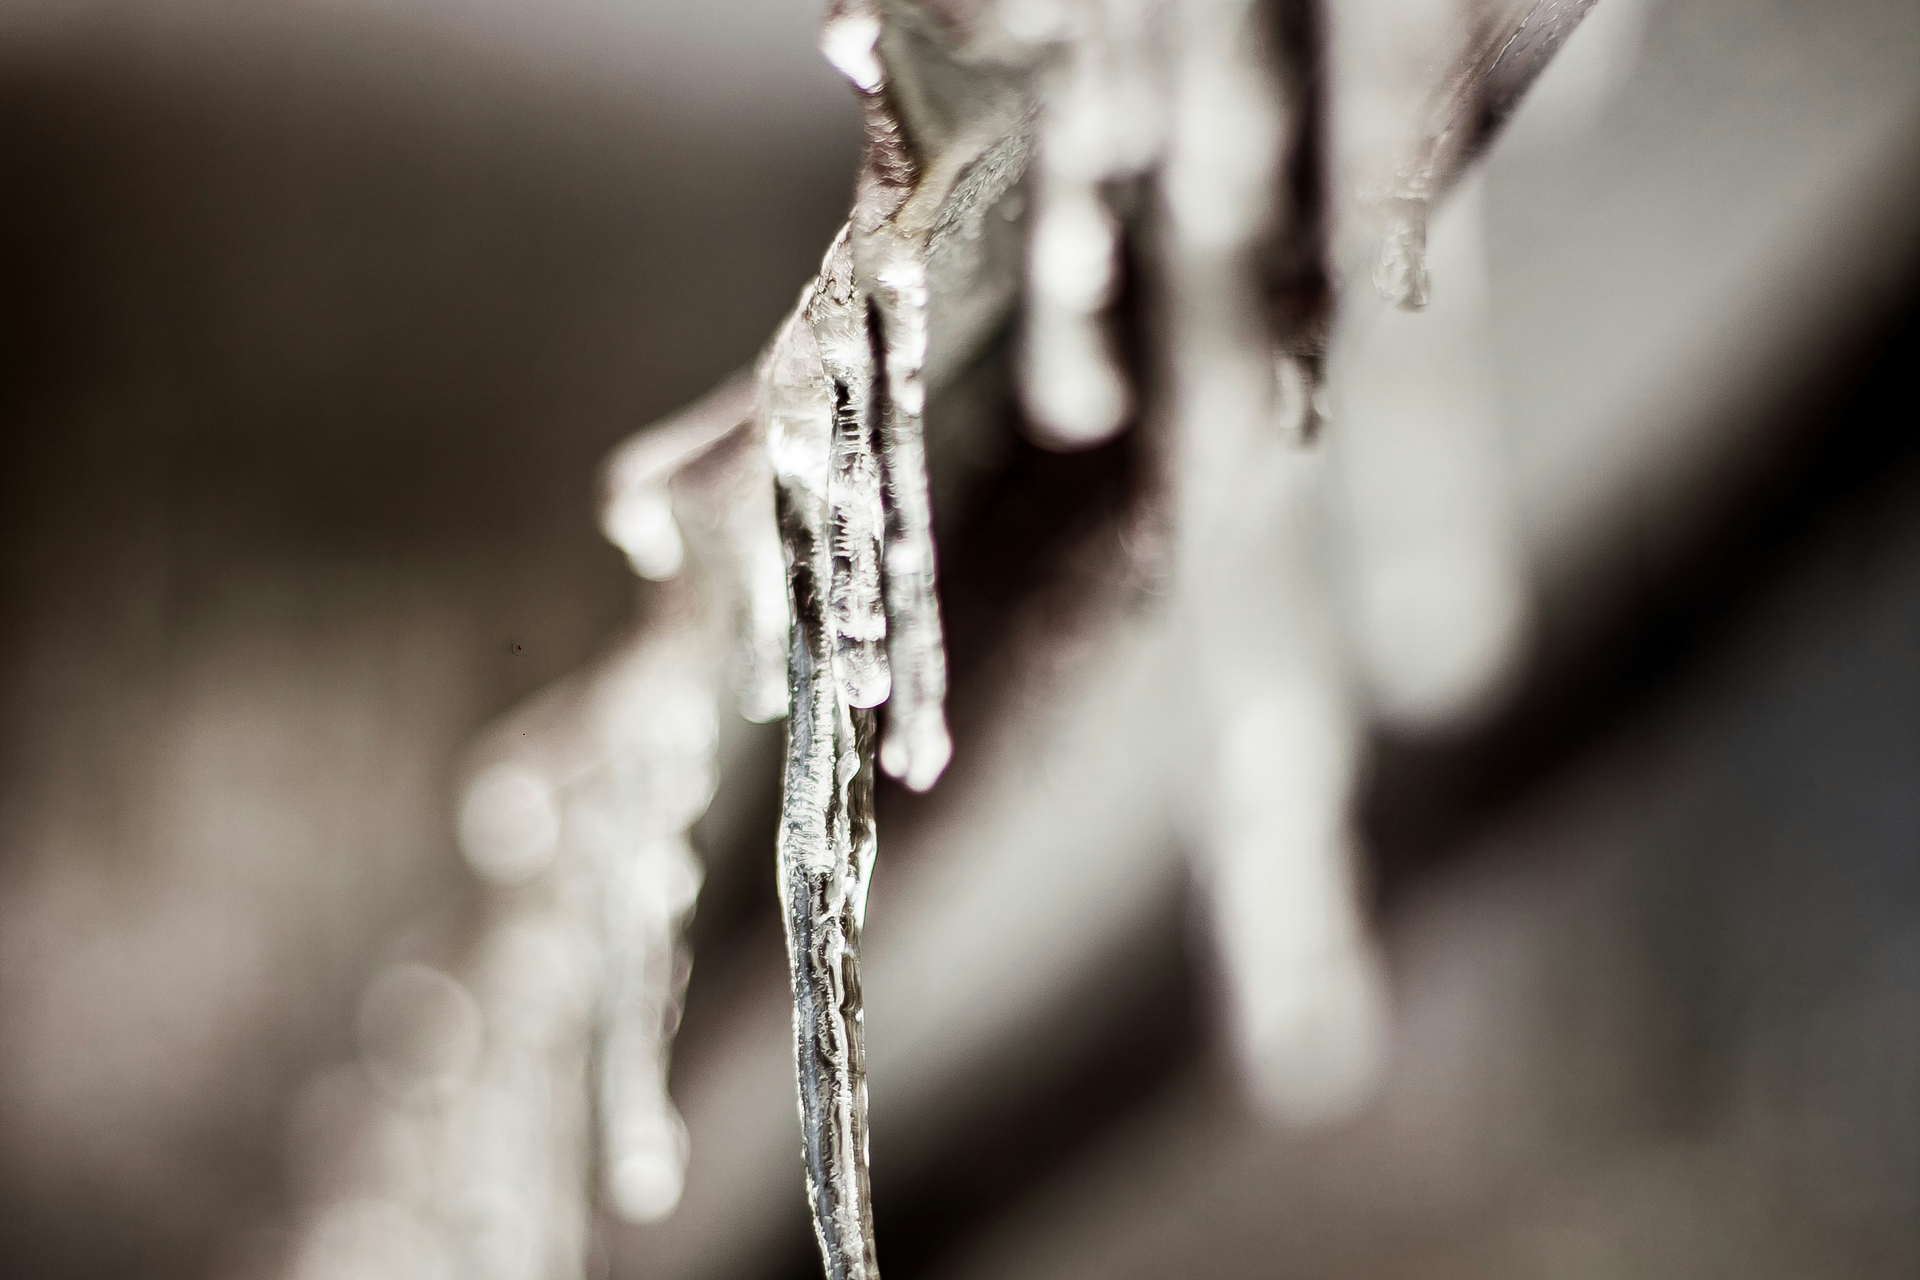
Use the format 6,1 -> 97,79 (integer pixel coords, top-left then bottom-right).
588,383 -> 795,1226
597,834 -> 702,1222
273,392 -> 771,1280
1018,12 -> 1125,447
447,583 -> 729,1246
763,282 -> 885,1280
281,872 -> 600,1280
581,593 -> 724,1226
716,438 -> 795,725
1334,174 -> 1529,729
1349,0 -> 1602,311
603,373 -> 791,723
783,699 -> 882,1280
1006,0 -> 1163,449
1159,0 -> 1389,1122
809,229 -> 892,711
864,234 -> 951,793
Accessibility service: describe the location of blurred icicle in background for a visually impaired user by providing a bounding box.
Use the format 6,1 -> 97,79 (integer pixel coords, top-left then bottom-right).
1009,0 -> 1161,448
1329,174 -> 1528,732
1155,0 -> 1389,1123
976,0 -> 1661,1127
1326,0 -> 1661,733
273,629 -> 707,1280
269,388 -> 780,1277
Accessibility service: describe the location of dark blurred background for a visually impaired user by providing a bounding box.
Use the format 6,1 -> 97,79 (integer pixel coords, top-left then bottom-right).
0,4 -> 855,1273
1,2 -> 1916,1279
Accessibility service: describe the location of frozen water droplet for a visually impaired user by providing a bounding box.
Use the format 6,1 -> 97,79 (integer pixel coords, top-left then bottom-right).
1156,0 -> 1394,1130
1020,304 -> 1131,448
611,1145 -> 688,1224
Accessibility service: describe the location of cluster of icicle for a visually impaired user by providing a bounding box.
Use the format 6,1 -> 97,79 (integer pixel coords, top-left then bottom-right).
264,405 -> 777,1280
258,2 -> 1597,1278
748,2 -> 1597,1273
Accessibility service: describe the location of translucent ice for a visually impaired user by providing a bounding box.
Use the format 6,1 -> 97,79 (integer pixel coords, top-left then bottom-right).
809,230 -> 893,711
763,281 -> 885,1280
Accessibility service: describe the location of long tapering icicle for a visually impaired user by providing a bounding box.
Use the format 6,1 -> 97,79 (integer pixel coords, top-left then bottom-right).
764,286 -> 885,1280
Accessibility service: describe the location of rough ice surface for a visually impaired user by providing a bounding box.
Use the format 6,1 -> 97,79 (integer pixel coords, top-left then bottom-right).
763,264 -> 885,1280
838,19 -> 952,793
810,229 -> 894,712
